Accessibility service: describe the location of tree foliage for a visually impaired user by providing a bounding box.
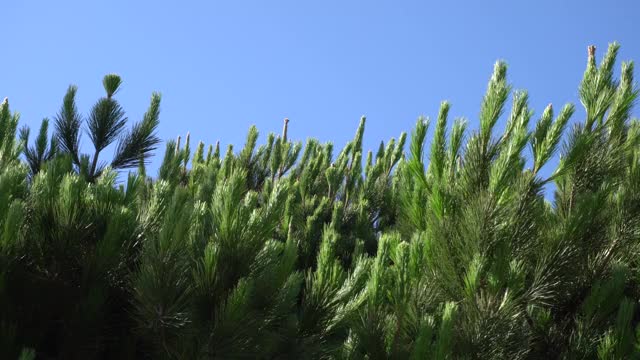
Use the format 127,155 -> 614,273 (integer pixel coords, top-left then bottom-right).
1,43 -> 640,359
35,74 -> 162,182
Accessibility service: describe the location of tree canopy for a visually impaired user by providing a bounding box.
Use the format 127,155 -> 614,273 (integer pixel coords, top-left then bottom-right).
1,43 -> 640,359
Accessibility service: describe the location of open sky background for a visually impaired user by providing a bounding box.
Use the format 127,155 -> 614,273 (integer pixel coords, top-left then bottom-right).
2,1 -> 640,191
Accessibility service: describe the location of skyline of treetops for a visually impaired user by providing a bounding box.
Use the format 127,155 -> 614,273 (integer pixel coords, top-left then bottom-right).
10,43 -> 635,195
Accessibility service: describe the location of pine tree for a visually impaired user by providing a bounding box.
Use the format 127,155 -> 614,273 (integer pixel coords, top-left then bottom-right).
0,43 -> 639,359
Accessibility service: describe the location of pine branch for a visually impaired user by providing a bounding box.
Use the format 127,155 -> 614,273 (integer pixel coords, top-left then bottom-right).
54,85 -> 82,165
429,101 -> 450,180
111,93 -> 161,170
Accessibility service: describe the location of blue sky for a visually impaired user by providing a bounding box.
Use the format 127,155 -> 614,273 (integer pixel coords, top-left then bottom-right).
2,1 -> 639,184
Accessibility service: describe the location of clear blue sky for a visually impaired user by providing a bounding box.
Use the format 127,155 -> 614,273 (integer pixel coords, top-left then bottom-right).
2,1 -> 639,183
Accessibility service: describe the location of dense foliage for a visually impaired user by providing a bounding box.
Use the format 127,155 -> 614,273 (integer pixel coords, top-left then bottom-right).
1,43 -> 640,359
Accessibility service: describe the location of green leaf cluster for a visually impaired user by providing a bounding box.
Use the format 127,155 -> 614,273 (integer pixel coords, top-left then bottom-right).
1,43 -> 640,359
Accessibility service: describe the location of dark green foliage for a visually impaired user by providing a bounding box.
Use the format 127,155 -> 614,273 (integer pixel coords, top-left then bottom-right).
46,74 -> 162,182
20,118 -> 58,177
1,43 -> 640,359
